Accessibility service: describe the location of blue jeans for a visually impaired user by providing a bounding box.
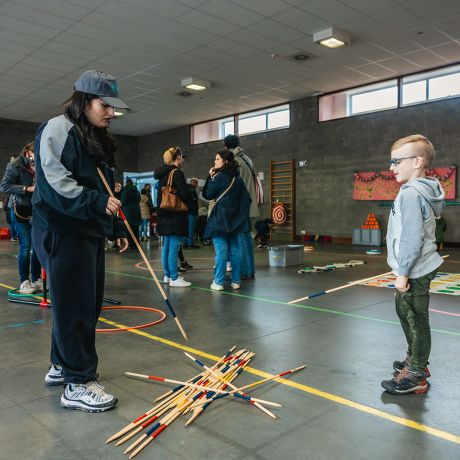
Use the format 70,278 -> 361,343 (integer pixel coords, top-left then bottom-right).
187,214 -> 197,246
140,218 -> 150,238
14,217 -> 41,283
9,208 -> 18,239
212,235 -> 241,285
239,231 -> 255,276
162,235 -> 183,281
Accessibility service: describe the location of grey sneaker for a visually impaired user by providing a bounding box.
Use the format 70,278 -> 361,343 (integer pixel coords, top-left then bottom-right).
45,364 -> 64,386
31,279 -> 43,292
19,280 -> 35,294
61,381 -> 117,413
382,367 -> 429,395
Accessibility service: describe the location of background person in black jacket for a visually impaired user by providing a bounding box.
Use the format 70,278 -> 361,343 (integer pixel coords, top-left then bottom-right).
184,178 -> 199,249
202,150 -> 250,291
121,177 -> 141,248
0,143 -> 42,294
154,147 -> 192,287
32,70 -> 128,413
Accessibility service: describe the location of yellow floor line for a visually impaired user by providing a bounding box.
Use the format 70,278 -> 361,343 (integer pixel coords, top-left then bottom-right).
98,316 -> 460,445
1,280 -> 459,444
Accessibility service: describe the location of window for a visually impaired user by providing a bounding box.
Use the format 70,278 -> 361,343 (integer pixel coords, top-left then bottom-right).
319,63 -> 460,122
349,81 -> 398,115
190,104 -> 289,144
190,116 -> 234,145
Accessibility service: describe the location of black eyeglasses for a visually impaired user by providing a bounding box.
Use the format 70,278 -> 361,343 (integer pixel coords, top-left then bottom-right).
389,156 -> 418,167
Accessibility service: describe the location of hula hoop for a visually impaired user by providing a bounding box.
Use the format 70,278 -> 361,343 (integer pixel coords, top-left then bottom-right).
96,306 -> 166,333
8,289 -> 37,298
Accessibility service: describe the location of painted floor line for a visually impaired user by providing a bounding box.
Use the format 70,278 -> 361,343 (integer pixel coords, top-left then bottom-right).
105,270 -> 460,337
98,315 -> 460,446
0,319 -> 44,329
1,278 -> 458,445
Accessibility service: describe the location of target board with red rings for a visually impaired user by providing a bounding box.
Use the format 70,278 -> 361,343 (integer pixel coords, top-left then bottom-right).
272,203 -> 287,225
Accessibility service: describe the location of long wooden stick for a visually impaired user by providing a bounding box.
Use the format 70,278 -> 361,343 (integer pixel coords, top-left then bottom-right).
230,365 -> 306,393
96,167 -> 187,340
125,372 -> 281,407
288,255 -> 449,304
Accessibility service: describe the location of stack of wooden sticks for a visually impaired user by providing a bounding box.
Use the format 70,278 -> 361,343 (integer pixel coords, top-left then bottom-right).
106,346 -> 305,458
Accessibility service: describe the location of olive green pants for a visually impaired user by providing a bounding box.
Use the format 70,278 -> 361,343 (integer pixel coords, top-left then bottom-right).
395,269 -> 437,371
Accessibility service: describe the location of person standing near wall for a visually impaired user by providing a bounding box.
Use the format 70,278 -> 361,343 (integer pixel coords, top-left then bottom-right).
32,70 -> 128,412
154,147 -> 192,287
121,177 -> 141,248
203,150 -> 250,291
184,178 -> 199,248
139,189 -> 151,241
224,135 -> 259,279
0,143 -> 42,293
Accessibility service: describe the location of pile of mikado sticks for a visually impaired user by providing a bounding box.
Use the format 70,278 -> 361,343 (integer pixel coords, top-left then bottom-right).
106,346 -> 305,459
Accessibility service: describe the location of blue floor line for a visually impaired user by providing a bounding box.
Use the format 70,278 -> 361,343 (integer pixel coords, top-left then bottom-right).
0,319 -> 44,329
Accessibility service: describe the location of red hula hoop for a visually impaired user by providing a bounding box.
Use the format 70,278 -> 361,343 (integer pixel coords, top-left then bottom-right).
96,306 -> 166,333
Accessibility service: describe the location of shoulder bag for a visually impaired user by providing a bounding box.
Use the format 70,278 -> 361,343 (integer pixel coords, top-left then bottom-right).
160,169 -> 188,213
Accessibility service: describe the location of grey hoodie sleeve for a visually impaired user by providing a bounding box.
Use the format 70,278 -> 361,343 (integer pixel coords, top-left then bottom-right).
397,188 -> 425,276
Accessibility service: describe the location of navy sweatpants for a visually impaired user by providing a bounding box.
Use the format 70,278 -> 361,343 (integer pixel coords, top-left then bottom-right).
32,227 -> 105,384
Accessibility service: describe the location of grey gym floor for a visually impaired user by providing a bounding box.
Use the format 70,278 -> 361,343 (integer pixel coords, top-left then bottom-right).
1,240 -> 459,460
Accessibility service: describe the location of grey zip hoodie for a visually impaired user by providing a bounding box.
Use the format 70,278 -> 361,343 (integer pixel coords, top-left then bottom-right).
386,177 -> 444,278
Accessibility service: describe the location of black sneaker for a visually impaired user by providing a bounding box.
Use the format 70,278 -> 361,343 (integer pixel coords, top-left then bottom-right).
45,364 -> 64,386
178,266 -> 187,273
381,368 -> 429,395
61,381 -> 117,413
180,261 -> 193,269
393,357 -> 431,378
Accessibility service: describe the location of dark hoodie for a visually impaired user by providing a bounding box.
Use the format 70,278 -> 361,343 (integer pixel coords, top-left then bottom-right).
154,164 -> 190,236
386,177 -> 445,278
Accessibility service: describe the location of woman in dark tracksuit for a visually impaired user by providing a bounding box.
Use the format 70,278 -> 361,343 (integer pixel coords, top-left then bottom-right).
32,70 -> 129,413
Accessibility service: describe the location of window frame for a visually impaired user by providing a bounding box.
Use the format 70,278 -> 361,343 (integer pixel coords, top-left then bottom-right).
318,61 -> 460,123
189,103 -> 290,146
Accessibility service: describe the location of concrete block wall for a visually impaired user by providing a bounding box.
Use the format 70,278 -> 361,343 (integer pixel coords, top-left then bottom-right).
137,96 -> 459,243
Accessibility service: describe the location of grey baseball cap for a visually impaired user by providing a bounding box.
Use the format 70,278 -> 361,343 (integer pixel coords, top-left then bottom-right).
74,70 -> 129,109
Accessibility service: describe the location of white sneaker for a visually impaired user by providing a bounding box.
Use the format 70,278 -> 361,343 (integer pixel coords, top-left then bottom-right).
61,381 -> 117,413
163,276 -> 170,284
45,364 -> 64,386
226,262 -> 232,272
19,280 -> 35,294
231,283 -> 240,290
31,279 -> 43,292
169,276 -> 191,287
210,281 -> 224,291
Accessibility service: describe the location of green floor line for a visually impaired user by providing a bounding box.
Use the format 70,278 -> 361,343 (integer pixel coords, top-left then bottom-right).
106,270 -> 460,337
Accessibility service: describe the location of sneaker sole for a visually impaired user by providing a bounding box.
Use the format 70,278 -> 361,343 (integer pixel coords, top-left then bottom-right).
45,377 -> 65,386
60,396 -> 118,413
381,380 -> 430,395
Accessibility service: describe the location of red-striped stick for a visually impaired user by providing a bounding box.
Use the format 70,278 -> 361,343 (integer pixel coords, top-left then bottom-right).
230,365 -> 307,393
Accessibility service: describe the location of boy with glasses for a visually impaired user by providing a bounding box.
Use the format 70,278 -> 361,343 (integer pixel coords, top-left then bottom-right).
381,135 -> 445,395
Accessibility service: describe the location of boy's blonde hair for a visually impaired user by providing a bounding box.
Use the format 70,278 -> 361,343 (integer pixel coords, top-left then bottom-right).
391,134 -> 435,168
163,146 -> 181,165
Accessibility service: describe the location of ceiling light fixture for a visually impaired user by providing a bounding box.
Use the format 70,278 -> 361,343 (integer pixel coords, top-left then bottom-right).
114,111 -> 125,117
313,27 -> 350,48
181,77 -> 211,91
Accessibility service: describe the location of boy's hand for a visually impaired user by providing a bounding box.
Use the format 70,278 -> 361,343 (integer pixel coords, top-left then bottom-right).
395,275 -> 410,292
